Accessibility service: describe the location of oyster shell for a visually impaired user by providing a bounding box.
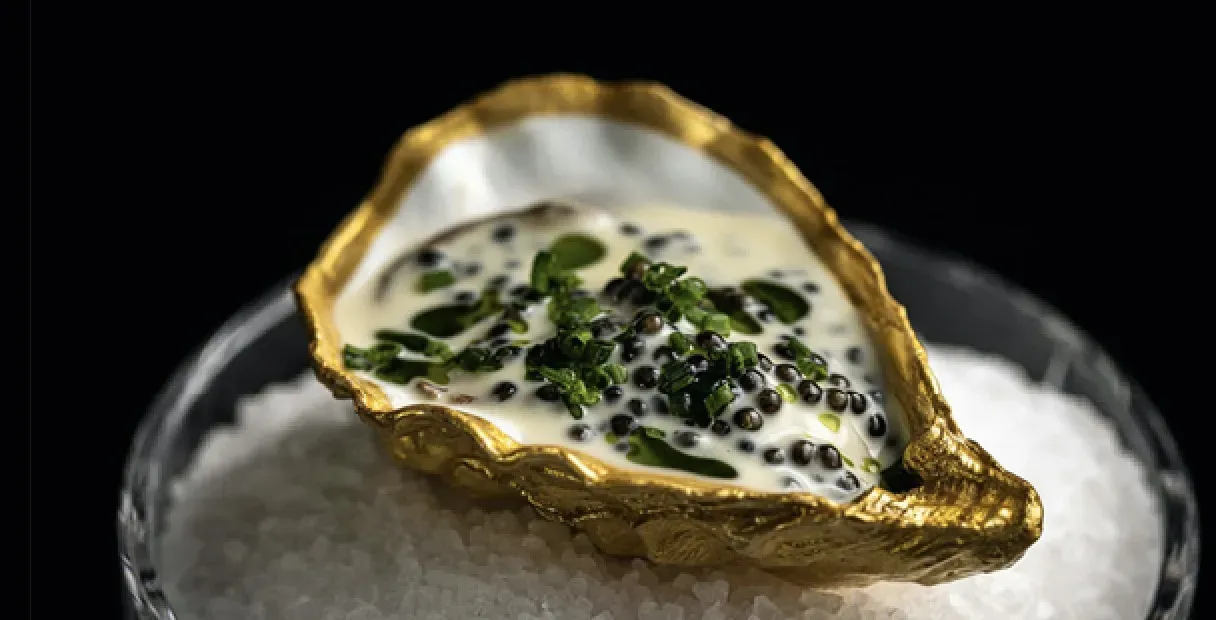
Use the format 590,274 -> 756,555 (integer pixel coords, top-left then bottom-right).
295,74 -> 1042,586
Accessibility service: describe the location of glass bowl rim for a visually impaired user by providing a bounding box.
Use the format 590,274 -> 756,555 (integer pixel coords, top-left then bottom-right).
116,222 -> 1200,619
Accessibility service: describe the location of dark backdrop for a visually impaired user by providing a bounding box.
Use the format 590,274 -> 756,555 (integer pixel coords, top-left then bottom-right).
40,27 -> 1207,618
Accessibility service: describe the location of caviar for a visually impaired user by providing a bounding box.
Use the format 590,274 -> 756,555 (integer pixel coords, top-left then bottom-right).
825,388 -> 849,412
756,389 -> 783,414
733,407 -> 764,431
633,366 -> 659,389
492,381 -> 517,401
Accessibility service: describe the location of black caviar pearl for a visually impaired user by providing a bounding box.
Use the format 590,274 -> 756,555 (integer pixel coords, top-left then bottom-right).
817,445 -> 843,470
684,418 -> 697,427
492,381 -> 517,401
868,413 -> 888,438
492,225 -> 515,242
652,345 -> 676,364
602,277 -> 627,300
639,313 -> 664,335
802,282 -> 819,293
416,248 -> 442,267
489,337 -> 509,348
846,346 -> 864,364
711,419 -> 731,436
625,259 -> 648,280
488,323 -> 510,339
797,380 -> 823,404
695,330 -> 727,352
487,275 -> 510,291
674,431 -> 699,448
621,223 -> 641,236
505,259 -> 520,270
509,284 -> 531,298
763,448 -> 785,465
737,439 -> 755,453
775,364 -> 802,383
630,286 -> 657,306
756,389 -> 783,414
620,338 -> 645,363
536,384 -> 561,402
493,345 -> 522,361
610,414 -> 635,436
756,354 -> 774,372
773,342 -> 796,360
737,369 -> 766,393
644,236 -> 668,252
454,291 -> 476,304
837,472 -> 860,491
651,395 -> 669,415
793,326 -> 806,336
733,407 -> 764,431
757,309 -> 775,323
791,440 -> 815,466
568,424 -> 591,441
869,390 -> 884,405
825,388 -> 849,412
781,476 -> 802,489
463,263 -> 482,277
849,392 -> 868,414
633,365 -> 659,389
686,354 -> 710,373
828,373 -> 851,388
627,398 -> 648,417
603,385 -> 624,404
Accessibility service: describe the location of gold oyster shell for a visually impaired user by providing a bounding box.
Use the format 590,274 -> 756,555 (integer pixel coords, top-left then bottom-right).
294,74 -> 1042,586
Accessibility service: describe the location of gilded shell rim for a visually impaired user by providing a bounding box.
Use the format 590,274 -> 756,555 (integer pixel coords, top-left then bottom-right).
294,74 -> 1043,585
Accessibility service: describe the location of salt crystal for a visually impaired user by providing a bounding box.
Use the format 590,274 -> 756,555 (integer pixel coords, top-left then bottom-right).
159,347 -> 1164,619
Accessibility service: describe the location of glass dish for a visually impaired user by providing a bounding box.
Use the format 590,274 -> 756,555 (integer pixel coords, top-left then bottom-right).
117,222 -> 1200,619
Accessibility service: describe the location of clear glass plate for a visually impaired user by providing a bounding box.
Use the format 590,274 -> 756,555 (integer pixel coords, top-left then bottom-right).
117,222 -> 1200,619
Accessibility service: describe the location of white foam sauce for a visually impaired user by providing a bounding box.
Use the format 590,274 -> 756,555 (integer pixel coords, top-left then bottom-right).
335,204 -> 909,500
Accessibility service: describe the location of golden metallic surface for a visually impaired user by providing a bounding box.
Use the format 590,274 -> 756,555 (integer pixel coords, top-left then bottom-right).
294,74 -> 1043,586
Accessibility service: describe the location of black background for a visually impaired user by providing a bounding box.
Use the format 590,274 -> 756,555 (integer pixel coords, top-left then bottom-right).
36,19 -> 1209,618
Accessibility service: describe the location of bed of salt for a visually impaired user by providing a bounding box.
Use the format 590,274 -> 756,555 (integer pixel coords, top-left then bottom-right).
159,346 -> 1163,620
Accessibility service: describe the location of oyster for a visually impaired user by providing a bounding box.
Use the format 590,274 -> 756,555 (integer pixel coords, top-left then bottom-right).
295,74 -> 1042,586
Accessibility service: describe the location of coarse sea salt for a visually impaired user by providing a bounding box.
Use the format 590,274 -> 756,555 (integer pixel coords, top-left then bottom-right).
159,346 -> 1163,619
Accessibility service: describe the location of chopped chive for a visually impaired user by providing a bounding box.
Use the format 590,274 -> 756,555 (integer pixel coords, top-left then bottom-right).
550,233 -> 606,270
742,279 -> 810,324
604,363 -> 628,384
863,458 -> 881,474
776,384 -> 797,403
818,413 -> 841,432
625,430 -> 737,479
668,331 -> 691,354
415,270 -> 456,293
703,379 -> 737,417
342,344 -> 374,370
698,312 -> 731,336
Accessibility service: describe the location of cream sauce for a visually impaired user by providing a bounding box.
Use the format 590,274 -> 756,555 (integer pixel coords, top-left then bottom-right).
335,203 -> 909,501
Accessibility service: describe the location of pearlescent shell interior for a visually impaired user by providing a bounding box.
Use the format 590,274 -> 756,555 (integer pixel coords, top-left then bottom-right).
295,74 -> 1043,586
